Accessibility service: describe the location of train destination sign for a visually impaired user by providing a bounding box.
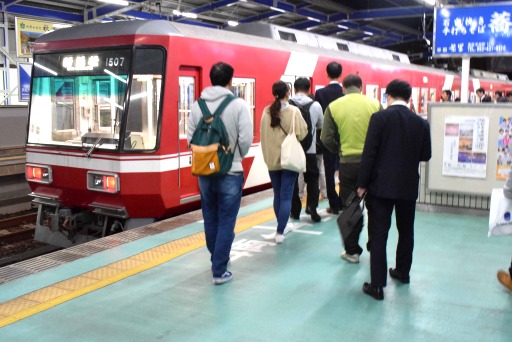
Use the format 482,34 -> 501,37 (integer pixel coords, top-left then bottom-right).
434,4 -> 512,57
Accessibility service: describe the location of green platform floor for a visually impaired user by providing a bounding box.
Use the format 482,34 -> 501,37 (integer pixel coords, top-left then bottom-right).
0,195 -> 511,341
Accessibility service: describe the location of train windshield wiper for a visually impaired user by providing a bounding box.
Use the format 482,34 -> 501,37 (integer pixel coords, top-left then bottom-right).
85,137 -> 102,158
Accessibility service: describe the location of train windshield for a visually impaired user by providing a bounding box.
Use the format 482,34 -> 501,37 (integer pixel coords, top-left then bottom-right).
28,48 -> 164,152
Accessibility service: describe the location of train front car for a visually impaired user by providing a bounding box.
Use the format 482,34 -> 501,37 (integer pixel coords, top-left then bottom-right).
26,21 -> 179,247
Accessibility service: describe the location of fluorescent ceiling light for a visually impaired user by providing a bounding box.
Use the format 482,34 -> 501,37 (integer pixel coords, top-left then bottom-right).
53,23 -> 73,29
98,0 -> 129,5
173,10 -> 197,19
181,12 -> 197,19
307,17 -> 321,22
338,25 -> 348,29
424,0 -> 435,6
364,31 -> 374,36
228,21 -> 239,27
270,6 -> 285,13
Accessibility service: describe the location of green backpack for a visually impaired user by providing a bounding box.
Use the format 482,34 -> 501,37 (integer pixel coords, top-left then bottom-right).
190,95 -> 236,176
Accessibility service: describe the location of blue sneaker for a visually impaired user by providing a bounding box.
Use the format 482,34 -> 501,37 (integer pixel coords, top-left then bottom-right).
213,271 -> 233,285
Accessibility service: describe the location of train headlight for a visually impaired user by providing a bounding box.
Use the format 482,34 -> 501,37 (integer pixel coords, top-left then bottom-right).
26,164 -> 53,184
87,172 -> 120,193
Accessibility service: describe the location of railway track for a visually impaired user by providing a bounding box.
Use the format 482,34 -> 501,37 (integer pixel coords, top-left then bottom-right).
0,211 -> 60,267
0,213 -> 37,243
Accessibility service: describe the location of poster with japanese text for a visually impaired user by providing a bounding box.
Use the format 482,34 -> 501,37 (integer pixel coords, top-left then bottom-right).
496,116 -> 512,180
15,17 -> 54,57
443,116 -> 488,178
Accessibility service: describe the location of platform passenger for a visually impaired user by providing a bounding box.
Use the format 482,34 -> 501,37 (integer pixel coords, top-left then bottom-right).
321,74 -> 381,263
357,79 -> 432,300
441,89 -> 452,102
260,80 -> 308,244
497,168 -> 512,292
187,62 -> 253,285
314,61 -> 344,215
476,87 -> 492,103
289,78 -> 324,223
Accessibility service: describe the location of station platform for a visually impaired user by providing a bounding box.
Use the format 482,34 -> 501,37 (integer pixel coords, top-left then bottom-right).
0,190 -> 510,341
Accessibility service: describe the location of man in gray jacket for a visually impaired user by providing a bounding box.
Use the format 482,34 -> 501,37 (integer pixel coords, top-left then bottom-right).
187,62 -> 253,285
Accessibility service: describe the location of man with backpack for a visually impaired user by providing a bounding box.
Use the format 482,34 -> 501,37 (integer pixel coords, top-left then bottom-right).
289,77 -> 324,223
187,62 -> 253,285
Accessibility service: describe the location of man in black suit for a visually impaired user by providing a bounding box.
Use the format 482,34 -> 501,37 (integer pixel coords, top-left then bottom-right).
314,61 -> 343,214
356,79 -> 432,300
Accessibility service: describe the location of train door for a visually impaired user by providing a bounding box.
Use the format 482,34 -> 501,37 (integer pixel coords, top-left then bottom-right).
177,67 -> 201,203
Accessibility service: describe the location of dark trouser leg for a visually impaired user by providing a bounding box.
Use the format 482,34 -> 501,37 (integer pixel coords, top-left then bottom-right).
304,153 -> 320,211
509,258 -> 512,278
394,199 -> 416,276
339,162 -> 362,254
290,177 -> 302,218
366,195 -> 394,287
323,150 -> 340,211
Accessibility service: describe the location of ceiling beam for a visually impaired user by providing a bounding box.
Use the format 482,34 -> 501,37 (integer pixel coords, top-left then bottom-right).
350,6 -> 433,21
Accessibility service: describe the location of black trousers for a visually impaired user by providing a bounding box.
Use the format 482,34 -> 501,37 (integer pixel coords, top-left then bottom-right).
339,162 -> 363,255
291,153 -> 319,216
365,195 -> 416,287
323,149 -> 340,212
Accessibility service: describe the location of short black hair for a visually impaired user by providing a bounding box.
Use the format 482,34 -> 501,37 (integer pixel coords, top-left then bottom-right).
386,79 -> 412,102
476,87 -> 485,93
294,77 -> 311,92
496,90 -> 503,97
443,89 -> 452,97
342,74 -> 362,88
209,62 -> 234,87
326,62 -> 342,79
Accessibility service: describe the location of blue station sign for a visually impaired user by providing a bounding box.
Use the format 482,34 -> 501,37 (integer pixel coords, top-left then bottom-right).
434,3 -> 512,57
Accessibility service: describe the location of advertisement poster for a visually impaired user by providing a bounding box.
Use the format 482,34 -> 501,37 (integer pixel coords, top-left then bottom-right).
442,116 -> 488,178
18,62 -> 32,102
496,116 -> 512,180
15,17 -> 54,57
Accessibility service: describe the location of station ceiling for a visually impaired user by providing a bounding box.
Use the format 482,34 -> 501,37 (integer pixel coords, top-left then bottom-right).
2,0 -> 511,73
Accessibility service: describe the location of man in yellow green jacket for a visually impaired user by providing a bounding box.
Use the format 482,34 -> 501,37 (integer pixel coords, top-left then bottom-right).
321,74 -> 382,263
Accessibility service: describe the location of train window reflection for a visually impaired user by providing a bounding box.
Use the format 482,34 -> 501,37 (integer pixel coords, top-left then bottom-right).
123,48 -> 164,151
232,77 -> 255,125
179,76 -> 195,137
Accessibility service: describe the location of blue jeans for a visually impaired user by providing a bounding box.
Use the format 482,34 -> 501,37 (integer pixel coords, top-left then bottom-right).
199,173 -> 244,277
268,170 -> 298,234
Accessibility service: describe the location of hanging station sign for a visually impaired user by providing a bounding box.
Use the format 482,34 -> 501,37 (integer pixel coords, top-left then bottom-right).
433,3 -> 512,57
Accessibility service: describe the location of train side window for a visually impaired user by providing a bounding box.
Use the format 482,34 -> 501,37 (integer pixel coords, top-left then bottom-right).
178,74 -> 196,137
124,48 -> 165,151
232,77 -> 255,125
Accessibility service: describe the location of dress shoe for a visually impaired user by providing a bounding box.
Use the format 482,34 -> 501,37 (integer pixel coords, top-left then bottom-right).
309,208 -> 321,222
389,268 -> 410,284
290,213 -> 300,220
326,207 -> 339,215
363,282 -> 384,300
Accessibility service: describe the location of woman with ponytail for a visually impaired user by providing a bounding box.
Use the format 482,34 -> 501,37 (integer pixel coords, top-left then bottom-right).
260,80 -> 308,244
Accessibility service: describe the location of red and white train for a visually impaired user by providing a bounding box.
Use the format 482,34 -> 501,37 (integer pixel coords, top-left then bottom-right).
25,20 -> 511,247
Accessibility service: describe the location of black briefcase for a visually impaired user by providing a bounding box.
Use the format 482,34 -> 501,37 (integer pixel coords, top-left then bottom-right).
337,192 -> 365,242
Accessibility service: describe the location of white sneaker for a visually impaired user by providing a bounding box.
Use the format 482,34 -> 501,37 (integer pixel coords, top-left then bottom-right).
275,233 -> 285,244
341,251 -> 359,263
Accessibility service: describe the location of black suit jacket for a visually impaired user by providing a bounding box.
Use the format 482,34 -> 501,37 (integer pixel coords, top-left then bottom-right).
357,104 -> 431,201
314,83 -> 343,112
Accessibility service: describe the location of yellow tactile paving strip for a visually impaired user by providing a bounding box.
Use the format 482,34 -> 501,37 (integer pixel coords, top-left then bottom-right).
0,207 -> 276,328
